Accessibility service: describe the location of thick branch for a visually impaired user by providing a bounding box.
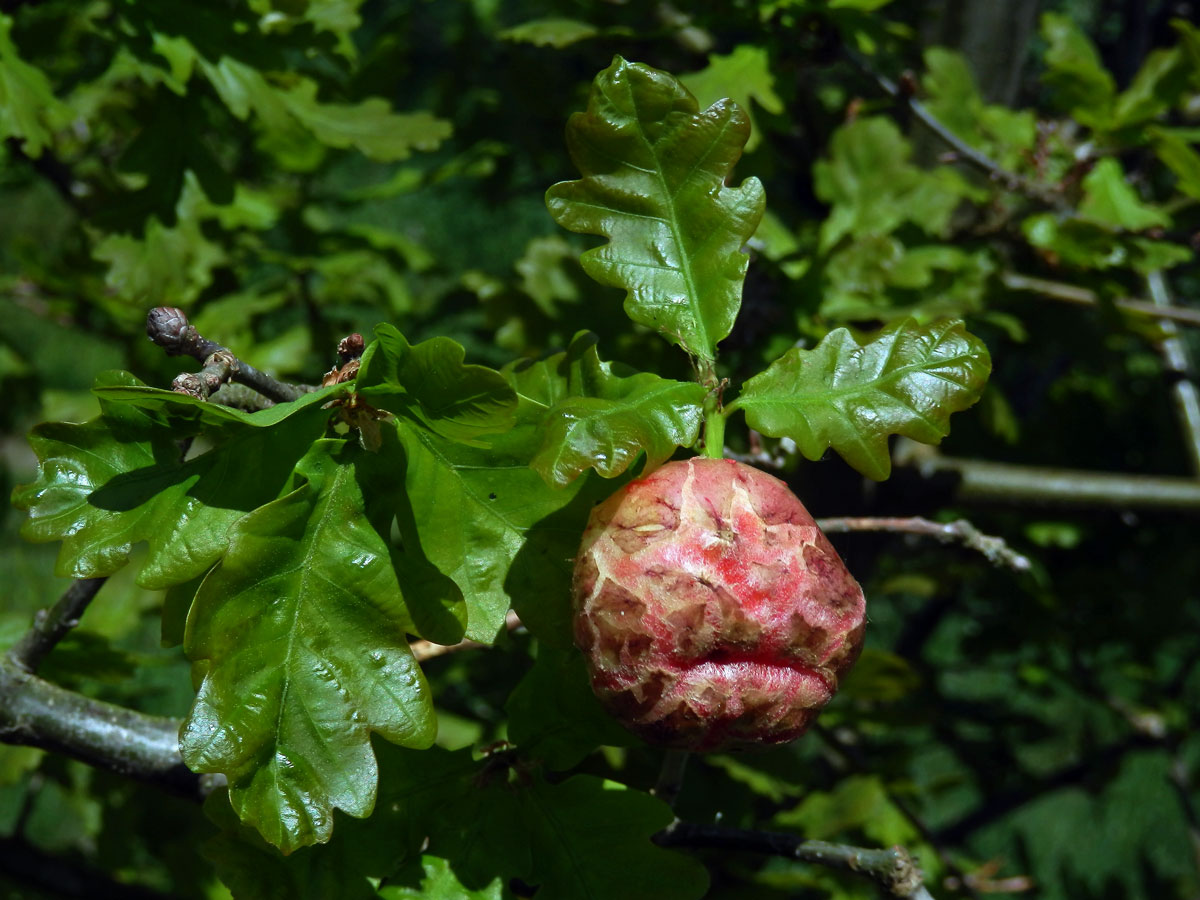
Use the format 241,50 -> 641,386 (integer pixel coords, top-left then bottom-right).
145,307 -> 309,404
5,577 -> 107,673
895,440 -> 1200,511
0,662 -> 213,801
656,821 -> 933,899
817,516 -> 1032,572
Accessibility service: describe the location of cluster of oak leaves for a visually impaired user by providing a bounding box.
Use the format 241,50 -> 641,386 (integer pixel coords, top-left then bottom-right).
14,58 -> 990,864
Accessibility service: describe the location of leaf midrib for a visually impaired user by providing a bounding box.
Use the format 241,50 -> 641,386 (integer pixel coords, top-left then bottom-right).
624,77 -> 720,361
272,468 -> 344,782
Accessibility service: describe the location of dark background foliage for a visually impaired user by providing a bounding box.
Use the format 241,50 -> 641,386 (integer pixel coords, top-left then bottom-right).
1,0 -> 1199,898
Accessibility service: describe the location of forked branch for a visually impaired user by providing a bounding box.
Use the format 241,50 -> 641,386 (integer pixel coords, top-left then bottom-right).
146,306 -> 310,403
656,821 -> 935,899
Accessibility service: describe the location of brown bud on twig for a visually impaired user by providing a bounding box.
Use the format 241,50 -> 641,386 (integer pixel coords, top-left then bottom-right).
146,307 -> 191,356
338,333 -> 365,364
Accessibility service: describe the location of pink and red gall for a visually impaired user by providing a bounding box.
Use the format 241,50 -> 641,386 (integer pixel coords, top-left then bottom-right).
572,457 -> 866,752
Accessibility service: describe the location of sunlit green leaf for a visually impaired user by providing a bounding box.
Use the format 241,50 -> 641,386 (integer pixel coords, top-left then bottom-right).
379,855 -> 506,900
814,117 -> 976,251
1112,47 -> 1188,128
1150,126 -> 1200,200
1078,158 -> 1171,231
774,775 -> 919,849
392,418 -> 594,643
681,44 -> 783,152
357,324 -> 518,442
0,13 -> 71,157
498,17 -> 600,48
200,55 -> 451,162
13,373 -> 334,588
515,234 -> 583,317
921,48 -> 1035,169
546,56 -> 765,364
92,191 -> 227,309
181,440 -> 436,852
731,319 -> 990,480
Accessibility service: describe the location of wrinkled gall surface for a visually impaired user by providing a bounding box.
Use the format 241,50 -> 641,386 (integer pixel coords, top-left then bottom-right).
573,457 -> 865,751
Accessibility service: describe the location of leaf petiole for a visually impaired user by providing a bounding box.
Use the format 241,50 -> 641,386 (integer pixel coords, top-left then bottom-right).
702,397 -> 726,459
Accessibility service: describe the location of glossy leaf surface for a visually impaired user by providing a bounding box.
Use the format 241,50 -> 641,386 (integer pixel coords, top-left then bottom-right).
546,56 -> 764,363
358,324 -> 518,441
733,319 -> 990,480
181,440 -> 436,853
520,333 -> 706,486
393,418 -> 596,643
13,373 -> 333,587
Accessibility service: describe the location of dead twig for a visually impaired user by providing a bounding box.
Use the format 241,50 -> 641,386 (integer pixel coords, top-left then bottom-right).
816,516 -> 1032,573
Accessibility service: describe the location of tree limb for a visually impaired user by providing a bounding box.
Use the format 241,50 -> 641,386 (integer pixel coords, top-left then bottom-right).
5,577 -> 107,674
145,307 -> 311,404
817,516 -> 1032,573
895,440 -> 1200,511
655,821 -> 934,899
0,661 -> 215,802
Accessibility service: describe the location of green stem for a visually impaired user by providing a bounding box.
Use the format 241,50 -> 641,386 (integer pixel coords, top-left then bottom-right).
703,404 -> 726,459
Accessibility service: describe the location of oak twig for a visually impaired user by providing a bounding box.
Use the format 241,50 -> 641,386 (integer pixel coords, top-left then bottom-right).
817,516 -> 1032,573
145,307 -> 310,404
6,578 -> 107,674
814,724 -> 981,899
847,51 -> 1060,208
655,821 -> 934,899
1002,271 -> 1200,330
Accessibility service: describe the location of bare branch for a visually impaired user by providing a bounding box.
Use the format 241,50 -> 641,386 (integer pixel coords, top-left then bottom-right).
1002,272 -> 1200,329
655,821 -> 934,899
146,307 -> 311,404
846,51 -> 1061,208
814,724 -> 982,899
817,516 -> 1032,573
895,440 -> 1200,511
5,578 -> 107,674
0,662 -> 217,801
